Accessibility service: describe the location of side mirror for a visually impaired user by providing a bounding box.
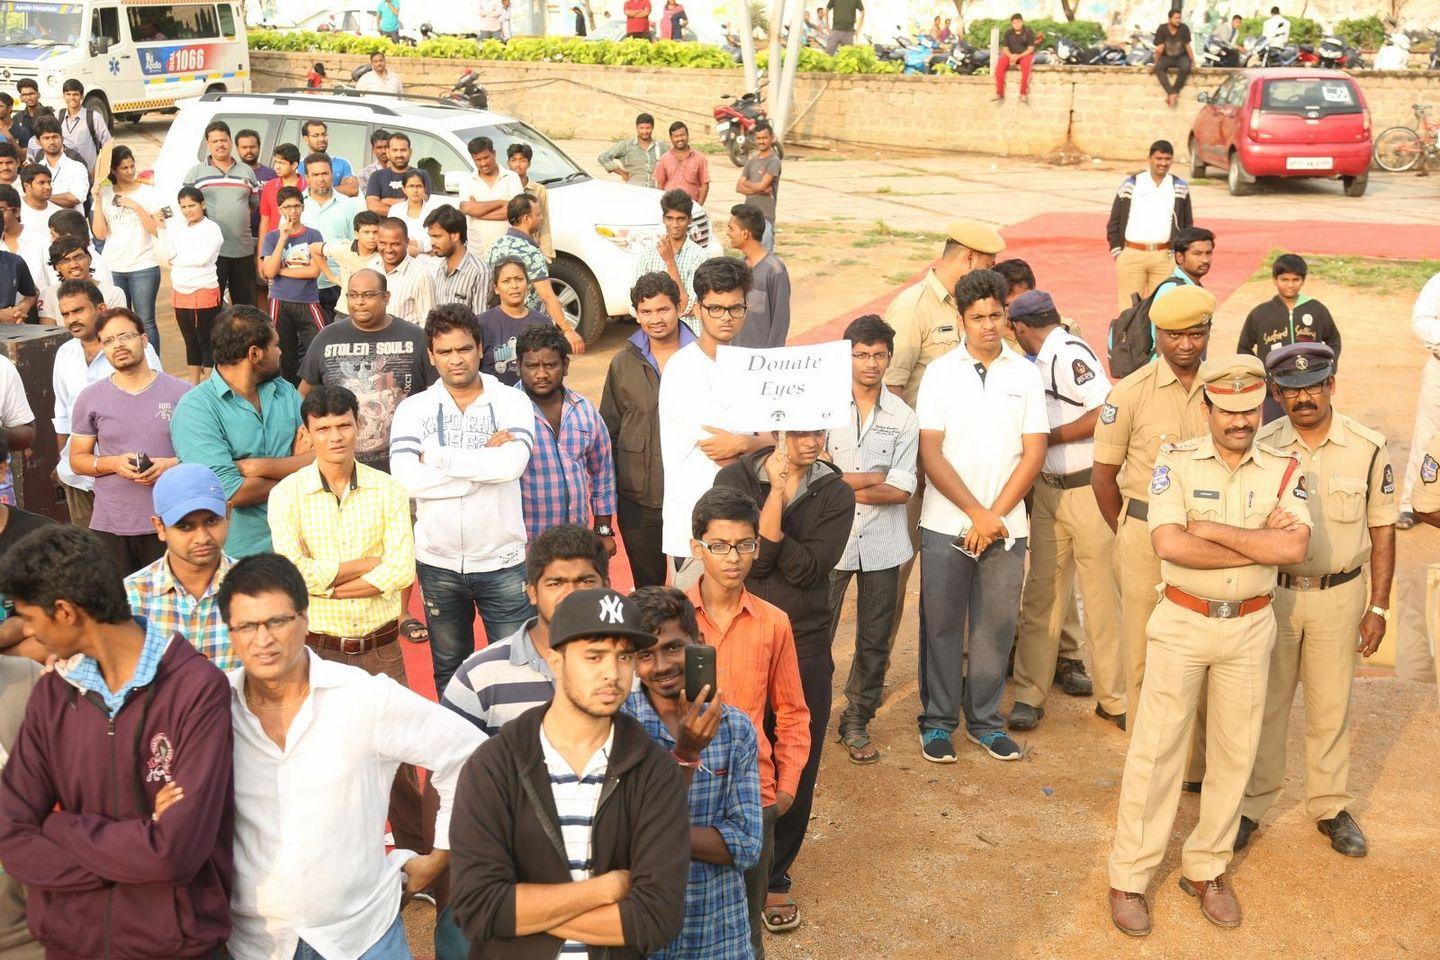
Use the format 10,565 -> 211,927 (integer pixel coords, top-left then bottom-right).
1196,91 -> 1211,103
443,170 -> 466,195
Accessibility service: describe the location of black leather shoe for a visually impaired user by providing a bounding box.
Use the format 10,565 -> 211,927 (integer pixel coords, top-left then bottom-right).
1233,815 -> 1258,851
1182,780 -> 1203,794
1318,811 -> 1368,857
1094,703 -> 1126,730
1007,702 -> 1044,731
1054,658 -> 1093,697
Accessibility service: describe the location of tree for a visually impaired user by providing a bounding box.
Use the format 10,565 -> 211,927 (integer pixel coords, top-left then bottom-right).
1059,0 -> 1078,22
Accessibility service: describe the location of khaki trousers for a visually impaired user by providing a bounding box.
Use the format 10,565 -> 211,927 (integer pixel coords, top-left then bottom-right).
1400,354 -> 1440,511
1114,248 -> 1174,313
1116,510 -> 1207,777
63,485 -> 94,528
1109,598 -> 1274,891
1014,480 -> 1125,712
1242,578 -> 1365,823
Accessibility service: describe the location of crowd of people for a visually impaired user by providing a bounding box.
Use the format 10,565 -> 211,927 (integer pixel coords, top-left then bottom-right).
0,72 -> 1429,960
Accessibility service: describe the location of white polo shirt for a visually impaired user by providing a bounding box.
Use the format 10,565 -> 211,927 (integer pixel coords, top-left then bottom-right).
1123,173 -> 1175,245
457,169 -> 522,258
1033,326 -> 1111,476
658,341 -> 735,557
916,342 -> 1047,539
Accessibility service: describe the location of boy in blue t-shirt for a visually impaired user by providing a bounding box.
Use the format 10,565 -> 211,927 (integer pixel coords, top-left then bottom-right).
261,184 -> 327,384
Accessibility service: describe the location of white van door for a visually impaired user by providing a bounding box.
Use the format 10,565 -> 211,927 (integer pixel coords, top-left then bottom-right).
109,2 -> 249,118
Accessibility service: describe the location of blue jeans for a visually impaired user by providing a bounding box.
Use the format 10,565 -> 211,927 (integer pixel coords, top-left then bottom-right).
111,266 -> 162,348
294,914 -> 411,959
417,560 -> 535,695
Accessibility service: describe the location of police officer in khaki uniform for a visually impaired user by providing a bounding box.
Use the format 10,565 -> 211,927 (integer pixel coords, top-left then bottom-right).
1092,284 -> 1212,740
1235,343 -> 1395,858
1108,354 -> 1312,937
883,219 -> 1005,645
1007,290 -> 1124,730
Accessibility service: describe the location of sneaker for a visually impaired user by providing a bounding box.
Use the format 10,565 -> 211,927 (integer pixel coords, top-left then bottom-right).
967,730 -> 1022,761
919,728 -> 957,763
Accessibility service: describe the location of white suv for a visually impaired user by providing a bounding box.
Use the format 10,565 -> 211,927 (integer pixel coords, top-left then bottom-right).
150,89 -> 720,341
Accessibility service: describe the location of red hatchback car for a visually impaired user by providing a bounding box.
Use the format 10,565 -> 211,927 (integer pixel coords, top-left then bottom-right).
1189,68 -> 1372,197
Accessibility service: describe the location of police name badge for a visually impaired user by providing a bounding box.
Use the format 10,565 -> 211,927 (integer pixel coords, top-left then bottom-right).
1100,403 -> 1118,425
1150,465 -> 1171,495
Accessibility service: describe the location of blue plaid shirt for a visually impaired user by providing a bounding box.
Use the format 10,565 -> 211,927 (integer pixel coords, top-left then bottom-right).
520,387 -> 618,542
57,616 -> 172,716
623,690 -> 761,960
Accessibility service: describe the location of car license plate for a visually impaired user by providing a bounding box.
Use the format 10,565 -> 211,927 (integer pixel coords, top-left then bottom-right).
1286,156 -> 1333,170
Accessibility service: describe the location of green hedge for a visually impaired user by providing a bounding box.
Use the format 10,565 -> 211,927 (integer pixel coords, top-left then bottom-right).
964,18 -> 1104,51
1334,16 -> 1386,50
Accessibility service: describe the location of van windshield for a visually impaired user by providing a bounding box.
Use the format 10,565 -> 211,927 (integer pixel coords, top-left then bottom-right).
1260,78 -> 1362,117
0,1 -> 84,47
454,122 -> 589,188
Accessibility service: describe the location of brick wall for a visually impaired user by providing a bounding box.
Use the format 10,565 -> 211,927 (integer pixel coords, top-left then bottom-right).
251,51 -> 1438,161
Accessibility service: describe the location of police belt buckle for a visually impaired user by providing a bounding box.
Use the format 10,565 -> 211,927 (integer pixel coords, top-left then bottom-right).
1207,599 -> 1240,619
341,636 -> 365,655
1290,575 -> 1318,591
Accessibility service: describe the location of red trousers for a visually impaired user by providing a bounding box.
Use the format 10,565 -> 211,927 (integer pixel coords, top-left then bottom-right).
996,51 -> 1034,95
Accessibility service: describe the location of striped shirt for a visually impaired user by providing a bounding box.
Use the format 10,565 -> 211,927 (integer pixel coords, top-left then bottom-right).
440,619 -> 554,736
369,254 -> 437,326
184,157 -> 261,257
540,723 -> 612,958
634,237 -> 712,335
433,250 -> 491,315
57,617 -> 172,716
829,389 -> 920,572
125,554 -> 238,671
521,388 -> 618,542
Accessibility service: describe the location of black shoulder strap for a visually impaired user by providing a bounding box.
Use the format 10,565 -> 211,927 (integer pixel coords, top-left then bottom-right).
1044,351 -> 1086,407
1366,442 -> 1380,505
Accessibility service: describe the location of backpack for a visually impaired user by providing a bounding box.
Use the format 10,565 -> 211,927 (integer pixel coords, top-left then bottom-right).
1107,276 -> 1184,380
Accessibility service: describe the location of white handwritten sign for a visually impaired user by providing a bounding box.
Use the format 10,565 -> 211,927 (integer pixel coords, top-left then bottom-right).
714,340 -> 852,433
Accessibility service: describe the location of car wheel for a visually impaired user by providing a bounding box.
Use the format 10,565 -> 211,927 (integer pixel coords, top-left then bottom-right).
1342,172 -> 1368,197
548,255 -> 607,345
1227,151 -> 1252,196
1188,137 -> 1206,178
82,94 -> 112,133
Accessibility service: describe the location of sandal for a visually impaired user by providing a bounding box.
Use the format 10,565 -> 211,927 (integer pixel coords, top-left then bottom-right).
762,895 -> 800,933
399,618 -> 430,644
837,729 -> 880,765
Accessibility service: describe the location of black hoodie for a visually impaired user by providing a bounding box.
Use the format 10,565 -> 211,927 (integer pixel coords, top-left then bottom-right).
714,447 -> 857,660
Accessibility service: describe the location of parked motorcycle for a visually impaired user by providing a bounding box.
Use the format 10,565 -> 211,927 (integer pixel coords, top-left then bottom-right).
1125,29 -> 1155,66
1201,34 -> 1242,68
446,70 -> 489,110
944,38 -> 989,74
901,35 -> 945,74
1055,36 -> 1128,66
1245,34 -> 1300,67
1296,34 -> 1363,69
714,81 -> 768,167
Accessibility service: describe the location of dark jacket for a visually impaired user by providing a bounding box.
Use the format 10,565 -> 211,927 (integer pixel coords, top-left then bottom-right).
1237,295 -> 1341,364
599,328 -> 695,509
450,702 -> 691,960
1105,174 -> 1194,253
0,636 -> 234,960
714,448 -> 857,660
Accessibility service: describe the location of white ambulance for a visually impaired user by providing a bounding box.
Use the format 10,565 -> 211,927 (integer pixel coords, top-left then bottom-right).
0,0 -> 250,126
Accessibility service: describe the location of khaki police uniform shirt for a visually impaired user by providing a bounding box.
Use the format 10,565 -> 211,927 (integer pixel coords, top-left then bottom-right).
1092,357 -> 1208,504
884,270 -> 960,408
1413,435 -> 1440,513
1258,413 -> 1397,578
1148,435 -> 1313,600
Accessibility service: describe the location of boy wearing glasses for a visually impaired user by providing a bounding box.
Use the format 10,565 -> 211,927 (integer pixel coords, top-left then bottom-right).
824,314 -> 918,765
260,185 -> 327,384
684,486 -> 808,957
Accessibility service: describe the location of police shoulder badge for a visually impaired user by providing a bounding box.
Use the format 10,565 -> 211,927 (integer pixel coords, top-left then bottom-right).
1293,473 -> 1308,500
1423,454 -> 1439,485
1072,358 -> 1095,386
1150,465 -> 1171,495
1382,463 -> 1395,495
1100,403 -> 1118,425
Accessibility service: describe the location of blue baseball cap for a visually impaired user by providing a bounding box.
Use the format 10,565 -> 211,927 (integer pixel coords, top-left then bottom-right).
153,463 -> 229,527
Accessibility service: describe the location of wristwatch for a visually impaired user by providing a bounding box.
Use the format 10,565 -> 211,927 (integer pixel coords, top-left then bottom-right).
1367,605 -> 1390,620
595,523 -> 614,537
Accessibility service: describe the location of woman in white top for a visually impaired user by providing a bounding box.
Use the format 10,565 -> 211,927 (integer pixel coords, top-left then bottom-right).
396,169 -> 445,266
89,145 -> 161,345
155,186 -> 224,383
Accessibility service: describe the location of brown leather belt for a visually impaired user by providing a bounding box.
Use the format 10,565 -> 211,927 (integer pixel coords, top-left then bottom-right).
1164,586 -> 1271,619
1041,467 -> 1093,490
1126,498 -> 1148,522
306,620 -> 399,656
1277,567 -> 1362,592
1125,240 -> 1169,251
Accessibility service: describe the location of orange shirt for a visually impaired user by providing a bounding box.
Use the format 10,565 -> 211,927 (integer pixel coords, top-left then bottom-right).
687,580 -> 811,807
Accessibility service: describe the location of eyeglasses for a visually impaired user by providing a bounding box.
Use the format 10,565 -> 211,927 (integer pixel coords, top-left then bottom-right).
1277,382 -> 1326,399
346,290 -> 385,301
698,538 -> 759,557
57,251 -> 90,265
229,612 -> 302,640
852,350 -> 891,362
700,302 -> 748,320
99,331 -> 141,348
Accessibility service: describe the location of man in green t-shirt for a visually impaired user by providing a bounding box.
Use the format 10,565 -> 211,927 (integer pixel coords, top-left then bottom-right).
824,0 -> 862,53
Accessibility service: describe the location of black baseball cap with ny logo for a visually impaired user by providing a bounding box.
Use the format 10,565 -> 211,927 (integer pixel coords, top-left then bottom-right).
549,588 -> 658,650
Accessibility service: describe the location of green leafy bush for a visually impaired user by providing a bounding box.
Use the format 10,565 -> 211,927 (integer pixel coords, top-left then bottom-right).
1335,16 -> 1386,50
1237,16 -> 1321,47
964,18 -> 1104,51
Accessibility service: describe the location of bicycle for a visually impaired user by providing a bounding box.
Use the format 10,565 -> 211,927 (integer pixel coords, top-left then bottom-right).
1373,103 -> 1440,173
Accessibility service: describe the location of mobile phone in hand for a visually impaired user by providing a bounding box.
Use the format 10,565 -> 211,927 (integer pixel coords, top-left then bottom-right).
684,644 -> 716,703
134,453 -> 153,473
951,530 -> 982,560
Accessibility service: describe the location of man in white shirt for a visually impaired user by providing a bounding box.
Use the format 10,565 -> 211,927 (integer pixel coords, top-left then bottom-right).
51,280 -> 161,527
1007,290 -> 1125,733
1399,270 -> 1440,528
1105,140 -> 1195,312
218,552 -> 484,960
456,135 -> 521,259
37,236 -> 125,322
29,118 -> 86,209
370,217 -> 436,326
658,257 -> 766,589
915,268 -> 1046,765
389,302 -> 535,694
0,354 -> 35,506
1262,6 -> 1290,47
17,164 -> 58,236
355,51 -> 404,95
